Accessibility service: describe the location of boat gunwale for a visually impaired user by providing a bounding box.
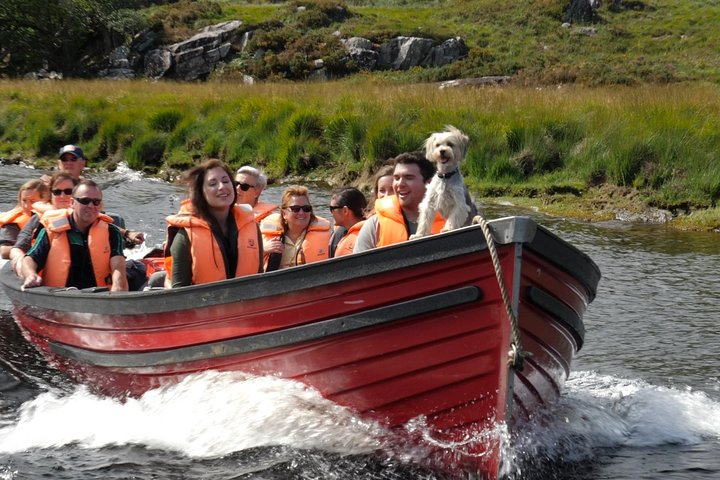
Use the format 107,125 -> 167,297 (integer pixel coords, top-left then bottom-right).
0,217 -> 601,315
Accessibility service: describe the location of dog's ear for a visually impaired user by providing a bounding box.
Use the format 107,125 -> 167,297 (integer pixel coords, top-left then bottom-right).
457,130 -> 469,160
445,125 -> 469,160
424,133 -> 438,160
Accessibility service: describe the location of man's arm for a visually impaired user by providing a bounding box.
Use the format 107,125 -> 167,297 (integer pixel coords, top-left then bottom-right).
109,255 -> 128,292
353,215 -> 378,253
20,255 -> 42,290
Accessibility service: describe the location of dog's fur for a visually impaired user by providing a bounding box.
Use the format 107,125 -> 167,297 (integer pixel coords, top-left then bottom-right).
412,125 -> 476,238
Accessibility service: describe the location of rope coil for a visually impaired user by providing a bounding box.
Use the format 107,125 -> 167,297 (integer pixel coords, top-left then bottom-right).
472,215 -> 528,370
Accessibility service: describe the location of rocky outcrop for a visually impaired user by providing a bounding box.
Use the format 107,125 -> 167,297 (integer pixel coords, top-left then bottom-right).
104,20 -> 467,82
348,36 -> 468,71
162,20 -> 242,80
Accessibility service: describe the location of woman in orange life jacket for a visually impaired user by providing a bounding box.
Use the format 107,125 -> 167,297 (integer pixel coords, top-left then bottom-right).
0,179 -> 49,259
165,159 -> 264,288
261,185 -> 331,271
8,172 -> 78,275
328,187 -> 367,258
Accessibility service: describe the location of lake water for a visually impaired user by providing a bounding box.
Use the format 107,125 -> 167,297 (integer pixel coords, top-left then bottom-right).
0,163 -> 718,480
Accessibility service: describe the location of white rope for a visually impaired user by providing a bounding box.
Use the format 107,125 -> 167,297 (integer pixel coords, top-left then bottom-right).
472,215 -> 527,369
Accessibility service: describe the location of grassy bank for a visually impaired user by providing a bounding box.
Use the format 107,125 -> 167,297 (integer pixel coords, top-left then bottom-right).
1,80 -> 719,230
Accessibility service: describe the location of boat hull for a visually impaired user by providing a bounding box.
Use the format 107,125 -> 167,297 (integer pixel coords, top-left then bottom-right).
1,217 -> 600,478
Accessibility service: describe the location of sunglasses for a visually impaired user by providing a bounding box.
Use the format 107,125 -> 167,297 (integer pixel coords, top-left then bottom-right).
237,183 -> 256,191
52,188 -> 74,196
328,205 -> 344,211
286,205 -> 312,213
60,156 -> 80,162
74,197 -> 102,206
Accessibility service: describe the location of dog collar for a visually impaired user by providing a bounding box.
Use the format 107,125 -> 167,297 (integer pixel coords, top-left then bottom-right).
437,169 -> 458,179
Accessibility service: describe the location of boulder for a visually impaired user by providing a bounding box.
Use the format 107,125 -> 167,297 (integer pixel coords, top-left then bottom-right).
377,37 -> 435,70
438,76 -> 511,89
144,49 -> 172,79
422,37 -> 468,67
565,0 -> 600,23
165,20 -> 242,80
343,37 -> 377,71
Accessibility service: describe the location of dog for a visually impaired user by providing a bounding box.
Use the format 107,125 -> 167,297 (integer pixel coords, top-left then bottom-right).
412,125 -> 477,238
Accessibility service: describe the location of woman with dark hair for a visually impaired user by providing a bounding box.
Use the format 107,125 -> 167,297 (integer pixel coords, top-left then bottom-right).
260,185 -> 331,271
165,159 -> 263,288
328,187 -> 367,258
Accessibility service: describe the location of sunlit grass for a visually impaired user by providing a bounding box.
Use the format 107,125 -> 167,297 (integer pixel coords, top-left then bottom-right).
1,79 -> 719,229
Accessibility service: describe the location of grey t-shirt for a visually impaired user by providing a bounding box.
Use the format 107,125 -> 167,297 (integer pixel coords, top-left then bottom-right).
353,214 -> 418,253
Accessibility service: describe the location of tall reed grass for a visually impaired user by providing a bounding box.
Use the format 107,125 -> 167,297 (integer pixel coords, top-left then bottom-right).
1,80 -> 719,210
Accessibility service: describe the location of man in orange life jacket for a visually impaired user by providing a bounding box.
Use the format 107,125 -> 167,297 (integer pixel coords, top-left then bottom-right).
235,165 -> 278,222
20,180 -> 128,292
354,151 -> 443,252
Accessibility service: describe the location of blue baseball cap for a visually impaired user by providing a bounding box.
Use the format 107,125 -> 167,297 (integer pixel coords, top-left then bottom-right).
58,144 -> 85,160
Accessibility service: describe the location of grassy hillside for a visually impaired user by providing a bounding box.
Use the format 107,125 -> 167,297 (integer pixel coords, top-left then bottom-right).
1,1 -> 719,230
144,0 -> 720,85
1,80 -> 719,229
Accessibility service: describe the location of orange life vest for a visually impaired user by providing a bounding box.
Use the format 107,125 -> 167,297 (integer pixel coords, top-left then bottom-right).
251,201 -> 277,222
31,201 -> 55,215
260,213 -> 331,268
165,204 -> 260,285
375,195 -> 445,247
334,220 -> 365,257
0,206 -> 32,231
41,209 -> 114,288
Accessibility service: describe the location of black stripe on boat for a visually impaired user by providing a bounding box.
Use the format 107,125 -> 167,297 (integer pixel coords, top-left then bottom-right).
525,286 -> 585,349
48,286 -> 483,368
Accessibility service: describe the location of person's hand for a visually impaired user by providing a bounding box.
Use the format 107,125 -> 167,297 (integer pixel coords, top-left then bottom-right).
264,238 -> 284,254
126,231 -> 146,245
21,273 -> 42,290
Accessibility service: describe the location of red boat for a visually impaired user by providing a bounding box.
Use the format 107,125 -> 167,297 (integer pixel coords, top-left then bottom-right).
0,216 -> 600,479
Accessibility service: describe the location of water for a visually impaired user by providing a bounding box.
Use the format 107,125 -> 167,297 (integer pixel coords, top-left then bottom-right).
1,163 -> 719,479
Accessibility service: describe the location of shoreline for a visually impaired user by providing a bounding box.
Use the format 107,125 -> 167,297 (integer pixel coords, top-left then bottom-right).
477,185 -> 720,233
2,159 -> 718,233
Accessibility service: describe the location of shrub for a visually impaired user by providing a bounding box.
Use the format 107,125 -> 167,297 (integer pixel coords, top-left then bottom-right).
148,109 -> 184,133
125,133 -> 167,171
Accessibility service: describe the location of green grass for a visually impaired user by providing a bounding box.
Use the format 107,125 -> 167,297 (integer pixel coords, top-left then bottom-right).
1,79 -> 719,231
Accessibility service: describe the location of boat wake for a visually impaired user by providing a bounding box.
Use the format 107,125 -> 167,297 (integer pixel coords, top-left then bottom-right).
0,367 -> 718,477
504,370 -> 720,478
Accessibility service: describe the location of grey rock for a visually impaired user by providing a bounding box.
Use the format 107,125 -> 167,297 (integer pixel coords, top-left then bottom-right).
438,76 -> 511,89
565,0 -> 600,23
343,37 -> 373,50
144,49 -> 172,79
422,37 -> 468,67
378,37 -> 434,70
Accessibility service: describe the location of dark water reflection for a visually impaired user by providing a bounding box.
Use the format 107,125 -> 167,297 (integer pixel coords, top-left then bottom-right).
1,163 -> 719,480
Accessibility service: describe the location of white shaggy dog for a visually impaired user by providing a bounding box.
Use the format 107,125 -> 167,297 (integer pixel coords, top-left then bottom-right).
412,125 -> 476,238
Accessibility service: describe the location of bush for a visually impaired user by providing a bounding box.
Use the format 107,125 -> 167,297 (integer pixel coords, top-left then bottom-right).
125,133 -> 167,171
148,109 -> 184,133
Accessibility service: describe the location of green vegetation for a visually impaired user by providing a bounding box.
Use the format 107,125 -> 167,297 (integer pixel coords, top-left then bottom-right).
3,1 -> 720,85
1,80 -> 719,229
2,1 -> 720,229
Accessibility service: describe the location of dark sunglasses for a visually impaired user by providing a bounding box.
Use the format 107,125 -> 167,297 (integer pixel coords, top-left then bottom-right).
328,205 -> 344,211
74,197 -> 102,206
52,188 -> 74,196
237,183 -> 256,191
60,156 -> 79,162
286,205 -> 312,213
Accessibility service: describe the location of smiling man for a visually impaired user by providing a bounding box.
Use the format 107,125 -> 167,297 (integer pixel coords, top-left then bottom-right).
353,151 -> 444,253
20,180 -> 128,292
